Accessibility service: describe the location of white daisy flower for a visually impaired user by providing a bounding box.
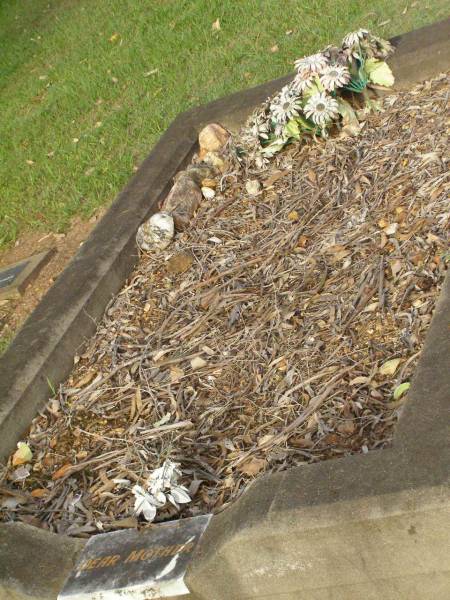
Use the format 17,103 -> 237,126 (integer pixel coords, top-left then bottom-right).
294,52 -> 329,77
270,88 -> 301,124
342,29 -> 369,47
304,92 -> 339,126
292,72 -> 316,93
250,119 -> 270,140
273,122 -> 286,139
320,64 -> 350,91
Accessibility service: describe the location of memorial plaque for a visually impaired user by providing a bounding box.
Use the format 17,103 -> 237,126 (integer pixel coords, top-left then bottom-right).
0,249 -> 54,300
59,514 -> 211,599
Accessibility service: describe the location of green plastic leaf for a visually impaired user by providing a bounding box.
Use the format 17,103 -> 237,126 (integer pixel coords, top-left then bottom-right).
295,114 -> 315,131
337,98 -> 361,136
284,119 -> 301,140
302,79 -> 321,99
393,382 -> 410,400
344,58 -> 369,93
365,59 -> 395,87
260,139 -> 286,156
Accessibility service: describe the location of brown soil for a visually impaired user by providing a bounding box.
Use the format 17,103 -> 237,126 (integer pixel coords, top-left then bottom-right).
0,211 -> 105,351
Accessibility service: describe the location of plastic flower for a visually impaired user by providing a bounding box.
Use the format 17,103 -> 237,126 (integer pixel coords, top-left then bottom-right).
132,485 -> 159,522
250,118 -> 270,140
304,92 -> 339,126
342,29 -> 369,47
270,88 -> 302,124
292,72 -> 316,93
369,36 -> 395,59
132,459 -> 191,522
295,53 -> 329,77
320,64 -> 351,91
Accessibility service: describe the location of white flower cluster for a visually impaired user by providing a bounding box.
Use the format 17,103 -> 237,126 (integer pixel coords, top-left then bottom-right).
132,459 -> 191,522
239,29 -> 394,165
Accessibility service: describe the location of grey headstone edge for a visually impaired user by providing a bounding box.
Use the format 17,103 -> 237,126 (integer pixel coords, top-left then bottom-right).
0,19 -> 448,600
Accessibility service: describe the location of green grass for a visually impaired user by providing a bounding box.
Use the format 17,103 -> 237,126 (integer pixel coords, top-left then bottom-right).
0,0 -> 448,249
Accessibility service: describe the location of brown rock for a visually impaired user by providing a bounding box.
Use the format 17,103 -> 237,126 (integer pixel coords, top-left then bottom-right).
198,123 -> 230,159
177,164 -> 215,185
203,151 -> 229,173
201,178 -> 217,188
163,174 -> 203,230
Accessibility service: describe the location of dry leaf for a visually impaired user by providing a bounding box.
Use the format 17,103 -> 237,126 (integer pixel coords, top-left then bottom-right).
297,235 -> 309,248
263,169 -> 289,187
337,421 -> 356,435
170,366 -> 184,383
31,488 -> 49,499
143,68 -> 159,77
384,223 -> 398,235
307,169 -> 317,183
12,442 -> 32,466
379,358 -> 401,376
74,371 -> 96,388
52,464 -> 73,480
258,434 -> 274,447
350,376 -> 371,385
190,356 -> 207,370
166,253 -> 194,274
238,457 -> 266,476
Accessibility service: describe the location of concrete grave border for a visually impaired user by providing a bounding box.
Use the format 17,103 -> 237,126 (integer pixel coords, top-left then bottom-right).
1,19 -> 449,600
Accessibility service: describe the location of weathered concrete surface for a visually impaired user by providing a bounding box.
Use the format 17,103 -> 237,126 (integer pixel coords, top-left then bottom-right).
0,523 -> 85,600
186,459 -> 450,599
0,18 -> 449,600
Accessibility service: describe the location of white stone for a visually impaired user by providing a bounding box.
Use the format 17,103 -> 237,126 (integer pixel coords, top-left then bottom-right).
136,212 -> 174,251
201,186 -> 216,199
245,179 -> 261,196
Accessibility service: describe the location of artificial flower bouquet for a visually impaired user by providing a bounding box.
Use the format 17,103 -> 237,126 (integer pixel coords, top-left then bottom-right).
240,29 -> 395,166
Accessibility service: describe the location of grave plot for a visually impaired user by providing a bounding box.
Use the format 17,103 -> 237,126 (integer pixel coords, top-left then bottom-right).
0,59 -> 448,537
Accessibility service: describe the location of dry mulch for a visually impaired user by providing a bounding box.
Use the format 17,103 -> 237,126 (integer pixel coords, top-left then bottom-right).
1,73 -> 448,536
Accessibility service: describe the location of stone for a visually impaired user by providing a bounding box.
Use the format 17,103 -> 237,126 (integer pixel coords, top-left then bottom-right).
201,178 -> 217,189
58,515 -> 211,600
201,186 -> 216,200
198,123 -> 230,159
202,151 -> 229,173
245,179 -> 261,196
163,175 -> 203,231
136,212 -> 174,251
177,164 -> 215,186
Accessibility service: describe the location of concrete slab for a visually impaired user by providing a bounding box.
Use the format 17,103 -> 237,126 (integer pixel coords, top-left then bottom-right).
0,250 -> 54,301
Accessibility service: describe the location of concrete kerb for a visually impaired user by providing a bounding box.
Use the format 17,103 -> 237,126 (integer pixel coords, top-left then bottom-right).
0,19 -> 449,600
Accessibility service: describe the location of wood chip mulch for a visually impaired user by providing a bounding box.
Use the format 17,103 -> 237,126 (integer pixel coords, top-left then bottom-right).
1,73 -> 448,536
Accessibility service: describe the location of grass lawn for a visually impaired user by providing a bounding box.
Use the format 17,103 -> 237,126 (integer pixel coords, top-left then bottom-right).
0,0 -> 448,249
